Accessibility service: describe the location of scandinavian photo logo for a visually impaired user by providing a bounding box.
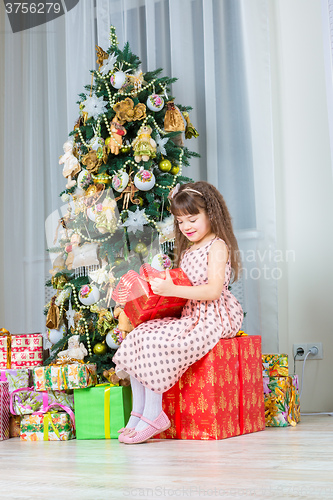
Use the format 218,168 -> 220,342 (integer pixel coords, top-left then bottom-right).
4,0 -> 80,33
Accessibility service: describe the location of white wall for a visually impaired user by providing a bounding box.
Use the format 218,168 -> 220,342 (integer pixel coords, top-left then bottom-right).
270,0 -> 333,412
0,5 -> 5,327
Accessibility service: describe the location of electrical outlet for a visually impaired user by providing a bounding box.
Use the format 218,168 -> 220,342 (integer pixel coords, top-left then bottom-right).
293,343 -> 307,360
293,342 -> 323,360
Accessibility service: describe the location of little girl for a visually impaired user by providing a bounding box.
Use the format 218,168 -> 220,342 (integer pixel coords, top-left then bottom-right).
113,181 -> 243,444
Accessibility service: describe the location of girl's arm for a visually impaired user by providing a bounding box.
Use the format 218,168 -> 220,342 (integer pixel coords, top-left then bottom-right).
150,240 -> 228,301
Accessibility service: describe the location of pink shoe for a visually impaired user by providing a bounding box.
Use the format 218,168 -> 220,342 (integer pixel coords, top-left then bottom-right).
121,411 -> 171,445
118,411 -> 142,442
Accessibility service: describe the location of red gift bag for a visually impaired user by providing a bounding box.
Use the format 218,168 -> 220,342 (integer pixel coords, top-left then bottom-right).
112,264 -> 192,328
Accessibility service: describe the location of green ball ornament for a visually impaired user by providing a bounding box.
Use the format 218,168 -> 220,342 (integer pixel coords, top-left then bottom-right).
170,165 -> 180,175
137,196 -> 144,207
93,342 -> 108,355
134,242 -> 148,256
158,159 -> 172,172
120,145 -> 131,154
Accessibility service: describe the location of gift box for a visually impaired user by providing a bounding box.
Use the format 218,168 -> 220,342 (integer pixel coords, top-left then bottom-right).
0,381 -> 10,441
263,375 -> 300,427
10,386 -> 74,416
3,368 -> 31,389
0,329 -> 43,369
112,264 -> 192,328
262,353 -> 288,377
20,410 -> 75,441
74,384 -> 131,439
155,335 -> 265,440
9,415 -> 21,437
33,363 -> 97,391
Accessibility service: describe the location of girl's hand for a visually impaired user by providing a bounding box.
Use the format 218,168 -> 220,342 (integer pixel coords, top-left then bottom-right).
150,269 -> 175,296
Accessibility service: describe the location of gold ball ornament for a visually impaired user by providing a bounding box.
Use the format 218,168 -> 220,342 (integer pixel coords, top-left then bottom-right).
120,145 -> 131,154
134,242 -> 148,256
93,342 -> 108,355
170,165 -> 180,175
137,196 -> 144,207
158,159 -> 172,172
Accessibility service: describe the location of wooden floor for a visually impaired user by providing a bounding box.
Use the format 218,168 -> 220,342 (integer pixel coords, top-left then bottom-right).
0,415 -> 333,500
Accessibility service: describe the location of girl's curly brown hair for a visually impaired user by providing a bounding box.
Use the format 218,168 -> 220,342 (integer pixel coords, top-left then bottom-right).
170,181 -> 242,282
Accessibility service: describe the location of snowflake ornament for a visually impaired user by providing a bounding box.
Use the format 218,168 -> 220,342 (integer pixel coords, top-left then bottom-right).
83,94 -> 108,120
122,207 -> 148,234
99,53 -> 117,76
156,132 -> 169,156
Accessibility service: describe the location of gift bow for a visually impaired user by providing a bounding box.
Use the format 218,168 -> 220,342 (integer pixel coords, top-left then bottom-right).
112,264 -> 162,305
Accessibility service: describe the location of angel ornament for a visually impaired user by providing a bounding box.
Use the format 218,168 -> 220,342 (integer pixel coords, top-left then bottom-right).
59,138 -> 81,189
57,335 -> 88,361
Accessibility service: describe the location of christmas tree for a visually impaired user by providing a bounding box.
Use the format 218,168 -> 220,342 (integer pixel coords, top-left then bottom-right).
45,27 -> 199,377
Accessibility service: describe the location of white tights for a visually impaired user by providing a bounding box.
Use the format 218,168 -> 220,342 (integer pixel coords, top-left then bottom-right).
127,376 -> 163,431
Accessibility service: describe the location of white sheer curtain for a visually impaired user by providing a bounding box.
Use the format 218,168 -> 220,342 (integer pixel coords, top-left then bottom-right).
1,0 -> 278,351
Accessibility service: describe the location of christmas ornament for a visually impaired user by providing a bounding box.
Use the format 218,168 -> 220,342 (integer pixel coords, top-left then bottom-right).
132,125 -> 156,162
137,196 -> 144,206
114,257 -> 124,266
93,342 -> 108,355
95,45 -> 109,70
164,101 -> 186,146
112,171 -> 129,192
146,93 -> 164,111
61,193 -> 70,203
51,274 -> 68,289
46,297 -> 60,330
151,253 -> 173,271
114,176 -> 140,210
120,142 -> 131,154
93,173 -> 112,185
183,111 -> 199,139
156,215 -> 175,251
82,93 -> 108,120
98,51 -> 117,75
47,323 -> 66,345
170,165 -> 180,175
110,70 -> 127,89
113,306 -> 133,339
55,287 -> 71,307
65,234 -> 81,271
89,136 -> 105,153
155,132 -> 169,156
87,205 -> 98,222
72,243 -> 100,270
122,206 -> 148,234
95,197 -> 118,234
134,242 -> 148,256
158,159 -> 172,172
77,169 -> 91,189
79,284 -> 100,306
124,70 -> 144,95
113,97 -> 146,125
88,265 -> 109,285
58,334 -> 88,360
59,138 -> 81,189
66,299 -> 76,331
49,254 -> 66,276
81,148 -> 108,174
105,330 -> 122,349
107,118 -> 127,155
134,168 -> 156,191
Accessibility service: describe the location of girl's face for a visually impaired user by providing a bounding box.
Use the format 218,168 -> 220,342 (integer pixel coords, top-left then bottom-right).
176,210 -> 213,244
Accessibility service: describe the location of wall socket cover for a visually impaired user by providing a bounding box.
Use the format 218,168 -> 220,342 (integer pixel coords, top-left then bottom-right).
293,343 -> 323,360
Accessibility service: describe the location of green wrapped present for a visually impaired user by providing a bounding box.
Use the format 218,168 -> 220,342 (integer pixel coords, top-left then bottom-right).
74,384 -> 131,439
20,411 -> 75,441
33,363 -> 97,391
263,374 -> 300,427
262,353 -> 288,377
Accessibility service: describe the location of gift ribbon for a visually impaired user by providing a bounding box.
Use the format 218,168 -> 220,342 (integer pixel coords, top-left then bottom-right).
0,329 -> 11,369
237,339 -> 244,435
112,264 -> 162,304
96,383 -> 111,439
43,413 -> 61,441
33,402 -> 76,440
10,387 -> 73,417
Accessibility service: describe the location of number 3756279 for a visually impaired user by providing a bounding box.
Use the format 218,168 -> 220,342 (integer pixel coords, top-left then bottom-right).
5,3 -> 61,14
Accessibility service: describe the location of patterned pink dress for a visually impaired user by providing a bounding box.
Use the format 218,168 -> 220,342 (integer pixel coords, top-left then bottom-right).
113,237 -> 243,394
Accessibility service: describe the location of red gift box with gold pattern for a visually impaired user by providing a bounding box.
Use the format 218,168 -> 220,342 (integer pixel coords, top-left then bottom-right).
0,330 -> 43,370
155,335 -> 265,440
112,264 -> 192,328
